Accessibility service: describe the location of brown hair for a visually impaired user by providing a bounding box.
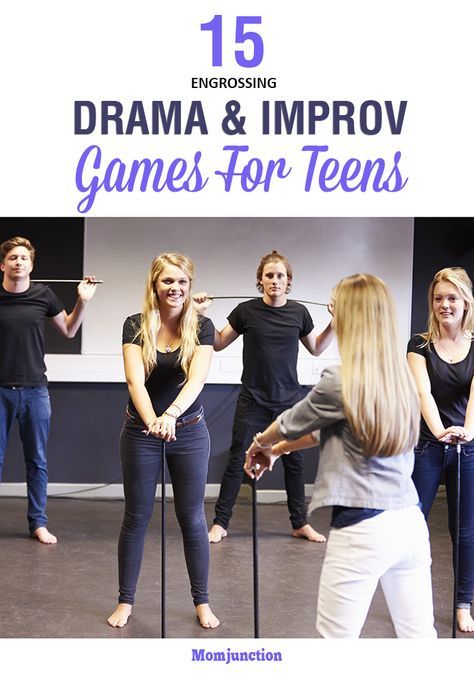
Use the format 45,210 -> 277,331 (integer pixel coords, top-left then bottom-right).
256,250 -> 293,293
0,236 -> 35,264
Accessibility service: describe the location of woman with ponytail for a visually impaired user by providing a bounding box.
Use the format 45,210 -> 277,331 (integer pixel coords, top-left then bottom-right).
245,273 -> 436,638
107,253 -> 219,630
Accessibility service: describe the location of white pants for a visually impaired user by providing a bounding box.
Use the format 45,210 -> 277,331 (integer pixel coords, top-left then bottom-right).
316,505 -> 437,638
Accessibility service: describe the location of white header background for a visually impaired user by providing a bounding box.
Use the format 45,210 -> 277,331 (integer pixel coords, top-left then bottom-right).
1,0 -> 472,216
1,0 -> 472,672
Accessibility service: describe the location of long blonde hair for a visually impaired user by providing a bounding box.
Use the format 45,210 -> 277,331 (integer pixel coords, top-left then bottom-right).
421,267 -> 474,345
332,273 -> 420,457
138,253 -> 199,378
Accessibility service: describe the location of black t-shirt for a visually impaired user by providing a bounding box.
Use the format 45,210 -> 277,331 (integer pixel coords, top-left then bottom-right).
228,298 -> 314,407
407,334 -> 474,442
0,283 -> 64,387
122,313 -> 215,418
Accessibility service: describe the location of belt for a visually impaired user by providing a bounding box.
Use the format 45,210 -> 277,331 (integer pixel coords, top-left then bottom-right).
176,410 -> 204,428
1,385 -> 37,390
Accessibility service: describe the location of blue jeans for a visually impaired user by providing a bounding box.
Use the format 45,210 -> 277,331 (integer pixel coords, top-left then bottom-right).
0,386 -> 51,534
213,392 -> 309,531
412,439 -> 474,608
118,408 -> 210,606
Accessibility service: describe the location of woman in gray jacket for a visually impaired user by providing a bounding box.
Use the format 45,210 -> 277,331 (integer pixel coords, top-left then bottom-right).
245,273 -> 436,638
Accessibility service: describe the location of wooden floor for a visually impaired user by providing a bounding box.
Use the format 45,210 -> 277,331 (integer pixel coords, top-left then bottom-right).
0,491 -> 471,640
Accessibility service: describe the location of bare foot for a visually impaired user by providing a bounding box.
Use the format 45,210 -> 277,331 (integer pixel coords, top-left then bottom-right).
292,524 -> 326,543
457,608 -> 474,633
208,524 -> 227,543
32,527 -> 57,544
196,604 -> 220,629
107,603 -> 132,628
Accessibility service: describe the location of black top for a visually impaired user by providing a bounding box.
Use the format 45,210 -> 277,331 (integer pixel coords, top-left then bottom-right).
122,313 -> 215,419
407,334 -> 474,443
228,298 -> 314,407
0,283 -> 64,387
331,505 -> 383,529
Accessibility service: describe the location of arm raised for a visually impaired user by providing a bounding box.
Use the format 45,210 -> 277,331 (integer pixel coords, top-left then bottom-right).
300,321 -> 335,357
49,277 -> 98,338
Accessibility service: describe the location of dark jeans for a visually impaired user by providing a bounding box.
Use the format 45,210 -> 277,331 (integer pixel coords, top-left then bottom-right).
214,393 -> 309,531
412,439 -> 474,608
0,386 -> 51,533
118,408 -> 210,606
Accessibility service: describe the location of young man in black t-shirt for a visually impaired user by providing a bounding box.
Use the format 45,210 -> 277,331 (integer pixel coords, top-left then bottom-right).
195,250 -> 334,543
0,236 -> 97,544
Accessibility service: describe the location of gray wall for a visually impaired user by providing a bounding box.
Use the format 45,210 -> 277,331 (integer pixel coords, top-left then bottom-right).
2,217 -> 473,488
83,217 -> 414,365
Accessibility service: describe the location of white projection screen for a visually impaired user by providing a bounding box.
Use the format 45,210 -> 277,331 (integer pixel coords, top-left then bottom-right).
79,217 -> 413,383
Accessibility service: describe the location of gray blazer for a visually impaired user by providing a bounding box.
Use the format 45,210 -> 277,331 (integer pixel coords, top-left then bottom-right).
277,366 -> 419,513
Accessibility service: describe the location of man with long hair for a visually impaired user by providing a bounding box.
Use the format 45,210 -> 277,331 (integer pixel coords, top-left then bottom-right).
195,250 -> 334,543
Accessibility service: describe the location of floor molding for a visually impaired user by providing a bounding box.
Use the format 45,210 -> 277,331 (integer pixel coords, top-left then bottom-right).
0,483 -> 447,502
0,482 -> 314,502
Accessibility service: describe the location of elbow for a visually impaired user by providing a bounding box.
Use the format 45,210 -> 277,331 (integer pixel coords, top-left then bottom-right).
418,390 -> 431,402
213,335 -> 224,351
195,376 -> 208,392
313,336 -> 332,356
62,321 -> 79,339
126,378 -> 144,392
189,374 -> 208,393
57,327 -> 76,339
310,343 -> 323,357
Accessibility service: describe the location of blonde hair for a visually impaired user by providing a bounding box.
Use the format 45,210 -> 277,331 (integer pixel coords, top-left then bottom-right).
138,253 -> 199,379
332,273 -> 420,457
420,267 -> 474,345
